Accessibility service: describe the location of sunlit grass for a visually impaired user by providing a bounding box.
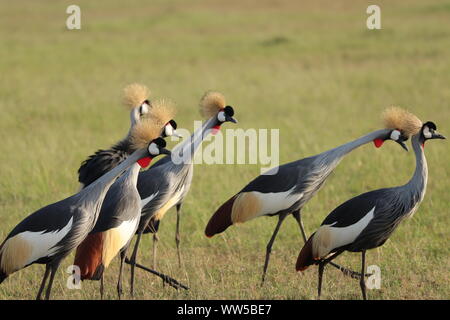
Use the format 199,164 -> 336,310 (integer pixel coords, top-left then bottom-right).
0,0 -> 448,300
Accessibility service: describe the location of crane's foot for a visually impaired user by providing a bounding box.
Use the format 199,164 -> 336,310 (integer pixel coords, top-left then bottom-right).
124,258 -> 189,290
329,262 -> 373,279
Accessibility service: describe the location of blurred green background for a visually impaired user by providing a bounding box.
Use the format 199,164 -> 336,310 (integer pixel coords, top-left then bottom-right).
0,0 -> 448,299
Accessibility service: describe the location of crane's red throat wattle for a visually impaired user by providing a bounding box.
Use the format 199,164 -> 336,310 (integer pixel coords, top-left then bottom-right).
212,125 -> 221,135
373,139 -> 384,148
138,157 -> 152,168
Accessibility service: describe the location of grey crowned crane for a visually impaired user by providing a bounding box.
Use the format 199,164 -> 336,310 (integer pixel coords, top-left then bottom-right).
205,110 -> 409,285
0,118 -> 171,300
296,108 -> 445,300
127,91 -> 237,295
73,99 -> 185,299
77,83 -> 178,188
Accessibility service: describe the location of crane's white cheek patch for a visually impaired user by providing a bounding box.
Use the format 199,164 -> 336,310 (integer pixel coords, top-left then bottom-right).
0,218 -> 73,274
102,217 -> 139,268
390,130 -> 401,141
148,143 -> 160,156
165,125 -> 173,136
217,111 -> 226,122
312,207 -> 375,259
231,188 -> 301,224
423,127 -> 432,139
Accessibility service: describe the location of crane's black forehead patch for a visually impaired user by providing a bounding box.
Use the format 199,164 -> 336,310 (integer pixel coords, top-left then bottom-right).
169,119 -> 177,129
153,137 -> 166,148
224,106 -> 234,116
423,121 -> 437,130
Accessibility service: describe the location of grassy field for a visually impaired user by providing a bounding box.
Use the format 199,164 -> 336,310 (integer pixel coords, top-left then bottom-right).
0,0 -> 449,300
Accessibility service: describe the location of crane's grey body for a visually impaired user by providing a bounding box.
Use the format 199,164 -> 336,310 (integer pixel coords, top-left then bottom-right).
296,123 -> 443,300
127,116 -> 228,295
137,116 -> 222,232
0,149 -> 147,299
320,132 -> 427,253
241,129 -> 394,217
92,163 -> 142,235
205,128 -> 397,284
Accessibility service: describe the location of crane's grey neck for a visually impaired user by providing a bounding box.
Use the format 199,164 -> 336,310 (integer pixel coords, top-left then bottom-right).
404,133 -> 427,194
320,129 -> 391,160
124,108 -> 140,145
172,116 -> 218,164
78,148 -> 147,202
122,162 -> 142,187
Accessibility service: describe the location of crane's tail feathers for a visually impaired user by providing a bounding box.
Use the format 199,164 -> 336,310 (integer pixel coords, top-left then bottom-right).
296,234 -> 315,272
205,196 -> 236,237
0,271 -> 7,284
74,233 -> 104,280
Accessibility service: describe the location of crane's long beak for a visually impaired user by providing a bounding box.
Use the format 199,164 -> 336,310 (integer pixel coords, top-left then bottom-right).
172,130 -> 182,138
396,140 -> 409,151
226,115 -> 238,124
160,148 -> 171,156
432,133 -> 446,139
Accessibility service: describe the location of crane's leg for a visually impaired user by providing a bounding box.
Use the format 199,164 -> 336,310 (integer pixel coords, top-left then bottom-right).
36,265 -> 51,300
261,212 -> 288,286
317,250 -> 344,300
44,260 -> 61,300
329,261 -> 367,279
100,274 -> 104,300
129,230 -> 143,297
317,262 -> 325,300
292,210 -> 307,243
152,233 -> 159,269
360,250 -> 367,300
175,203 -> 182,268
117,250 -> 126,300
124,258 -> 189,290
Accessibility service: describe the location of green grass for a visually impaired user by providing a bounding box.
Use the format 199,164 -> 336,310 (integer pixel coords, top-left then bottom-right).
0,0 -> 449,300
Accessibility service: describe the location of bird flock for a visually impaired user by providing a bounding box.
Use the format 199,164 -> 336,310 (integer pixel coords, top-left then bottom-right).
0,83 -> 445,300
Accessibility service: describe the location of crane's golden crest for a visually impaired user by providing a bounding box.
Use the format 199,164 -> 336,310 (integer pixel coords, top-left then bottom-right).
122,83 -> 151,109
130,118 -> 162,150
148,99 -> 176,127
199,91 -> 226,118
382,106 -> 422,137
